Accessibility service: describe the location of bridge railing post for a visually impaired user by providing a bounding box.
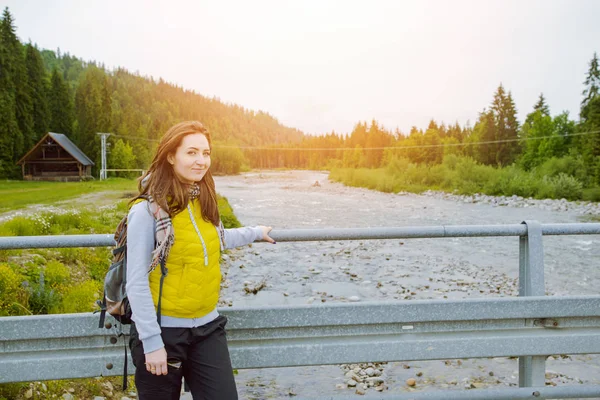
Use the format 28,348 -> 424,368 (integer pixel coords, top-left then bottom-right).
519,220 -> 546,387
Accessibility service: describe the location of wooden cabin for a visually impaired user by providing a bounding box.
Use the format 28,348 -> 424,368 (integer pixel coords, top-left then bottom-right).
17,133 -> 94,181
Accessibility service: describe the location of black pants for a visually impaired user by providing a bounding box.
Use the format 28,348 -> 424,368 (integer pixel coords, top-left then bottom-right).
129,315 -> 238,400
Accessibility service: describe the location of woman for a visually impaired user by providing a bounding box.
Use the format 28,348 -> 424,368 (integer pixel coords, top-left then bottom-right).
126,121 -> 274,400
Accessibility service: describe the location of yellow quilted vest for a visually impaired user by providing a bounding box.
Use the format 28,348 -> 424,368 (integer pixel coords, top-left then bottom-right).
148,200 -> 221,318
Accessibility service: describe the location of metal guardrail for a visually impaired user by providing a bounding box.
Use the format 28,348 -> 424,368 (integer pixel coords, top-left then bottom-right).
1,221 -> 600,400
2,297 -> 600,399
2,223 -> 600,249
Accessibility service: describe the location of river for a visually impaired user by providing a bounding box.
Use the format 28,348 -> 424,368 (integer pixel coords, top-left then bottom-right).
211,170 -> 600,399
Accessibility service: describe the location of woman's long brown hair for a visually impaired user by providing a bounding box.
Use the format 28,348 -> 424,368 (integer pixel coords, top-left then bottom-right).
135,121 -> 220,225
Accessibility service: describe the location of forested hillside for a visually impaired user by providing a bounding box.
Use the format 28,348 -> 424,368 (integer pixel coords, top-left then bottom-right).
2,6 -> 600,194
0,8 -> 303,178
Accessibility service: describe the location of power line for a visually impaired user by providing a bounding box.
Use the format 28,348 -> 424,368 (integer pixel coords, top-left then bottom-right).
215,130 -> 599,151
110,133 -> 160,143
107,130 -> 599,151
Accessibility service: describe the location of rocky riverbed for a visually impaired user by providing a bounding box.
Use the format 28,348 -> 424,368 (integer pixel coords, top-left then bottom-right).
210,170 -> 600,399
420,190 -> 600,216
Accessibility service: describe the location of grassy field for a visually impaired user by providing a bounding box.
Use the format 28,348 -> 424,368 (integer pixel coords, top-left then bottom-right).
0,179 -> 140,213
0,179 -> 242,399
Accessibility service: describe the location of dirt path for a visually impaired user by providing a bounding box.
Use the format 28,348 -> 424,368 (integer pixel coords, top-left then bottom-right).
0,190 -> 130,223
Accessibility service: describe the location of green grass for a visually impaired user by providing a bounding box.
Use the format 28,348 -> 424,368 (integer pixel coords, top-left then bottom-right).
0,191 -> 243,318
329,155 -> 600,202
0,178 -> 139,213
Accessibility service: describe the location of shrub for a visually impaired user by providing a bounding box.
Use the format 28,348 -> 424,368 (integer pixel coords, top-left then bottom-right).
385,157 -> 411,177
212,144 -> 245,175
60,280 -> 102,313
507,174 -> 540,198
441,154 -> 460,171
536,177 -> 556,200
0,264 -> 29,316
58,247 -> 111,281
44,260 -> 71,289
26,270 -> 62,315
536,156 -> 588,184
374,176 -> 397,193
0,216 -> 39,236
549,173 -> 583,200
83,248 -> 112,281
457,158 -> 496,189
583,187 -> 600,202
403,164 -> 428,185
218,196 -> 241,229
422,164 -> 447,186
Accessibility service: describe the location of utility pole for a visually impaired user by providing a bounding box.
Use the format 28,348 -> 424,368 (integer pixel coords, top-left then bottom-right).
97,133 -> 111,180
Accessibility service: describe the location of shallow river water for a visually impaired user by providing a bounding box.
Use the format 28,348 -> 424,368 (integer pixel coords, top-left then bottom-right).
210,170 -> 600,399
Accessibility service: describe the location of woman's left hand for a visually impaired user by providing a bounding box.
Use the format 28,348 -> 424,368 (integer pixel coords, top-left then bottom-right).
259,226 -> 276,244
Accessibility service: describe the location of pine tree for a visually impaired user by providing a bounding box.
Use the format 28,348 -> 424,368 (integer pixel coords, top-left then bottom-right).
75,65 -> 112,168
48,68 -> 74,136
581,52 -> 600,121
519,110 -> 556,170
472,110 -> 496,165
25,43 -> 49,140
489,84 -> 520,165
525,93 -> 550,127
533,93 -> 550,116
503,92 -> 520,163
427,119 -> 439,131
0,8 -> 23,177
1,8 -> 34,153
577,53 -> 600,183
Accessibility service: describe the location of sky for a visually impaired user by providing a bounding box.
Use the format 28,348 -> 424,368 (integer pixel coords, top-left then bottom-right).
3,0 -> 600,136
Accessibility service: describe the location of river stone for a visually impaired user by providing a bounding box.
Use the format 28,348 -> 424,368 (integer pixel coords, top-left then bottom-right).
350,372 -> 363,382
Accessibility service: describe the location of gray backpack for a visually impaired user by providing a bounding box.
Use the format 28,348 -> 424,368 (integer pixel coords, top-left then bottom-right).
97,199 -> 167,328
95,200 -> 167,390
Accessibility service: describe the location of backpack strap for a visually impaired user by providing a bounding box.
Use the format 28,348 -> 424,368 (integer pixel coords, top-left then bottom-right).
96,297 -> 107,329
156,257 -> 168,326
107,321 -> 128,391
122,332 -> 129,390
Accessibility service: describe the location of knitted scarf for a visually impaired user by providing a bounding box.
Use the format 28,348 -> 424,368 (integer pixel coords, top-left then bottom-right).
146,182 -> 200,273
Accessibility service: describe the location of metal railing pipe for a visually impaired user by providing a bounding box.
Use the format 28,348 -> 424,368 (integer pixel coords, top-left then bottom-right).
1,223 -> 599,250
